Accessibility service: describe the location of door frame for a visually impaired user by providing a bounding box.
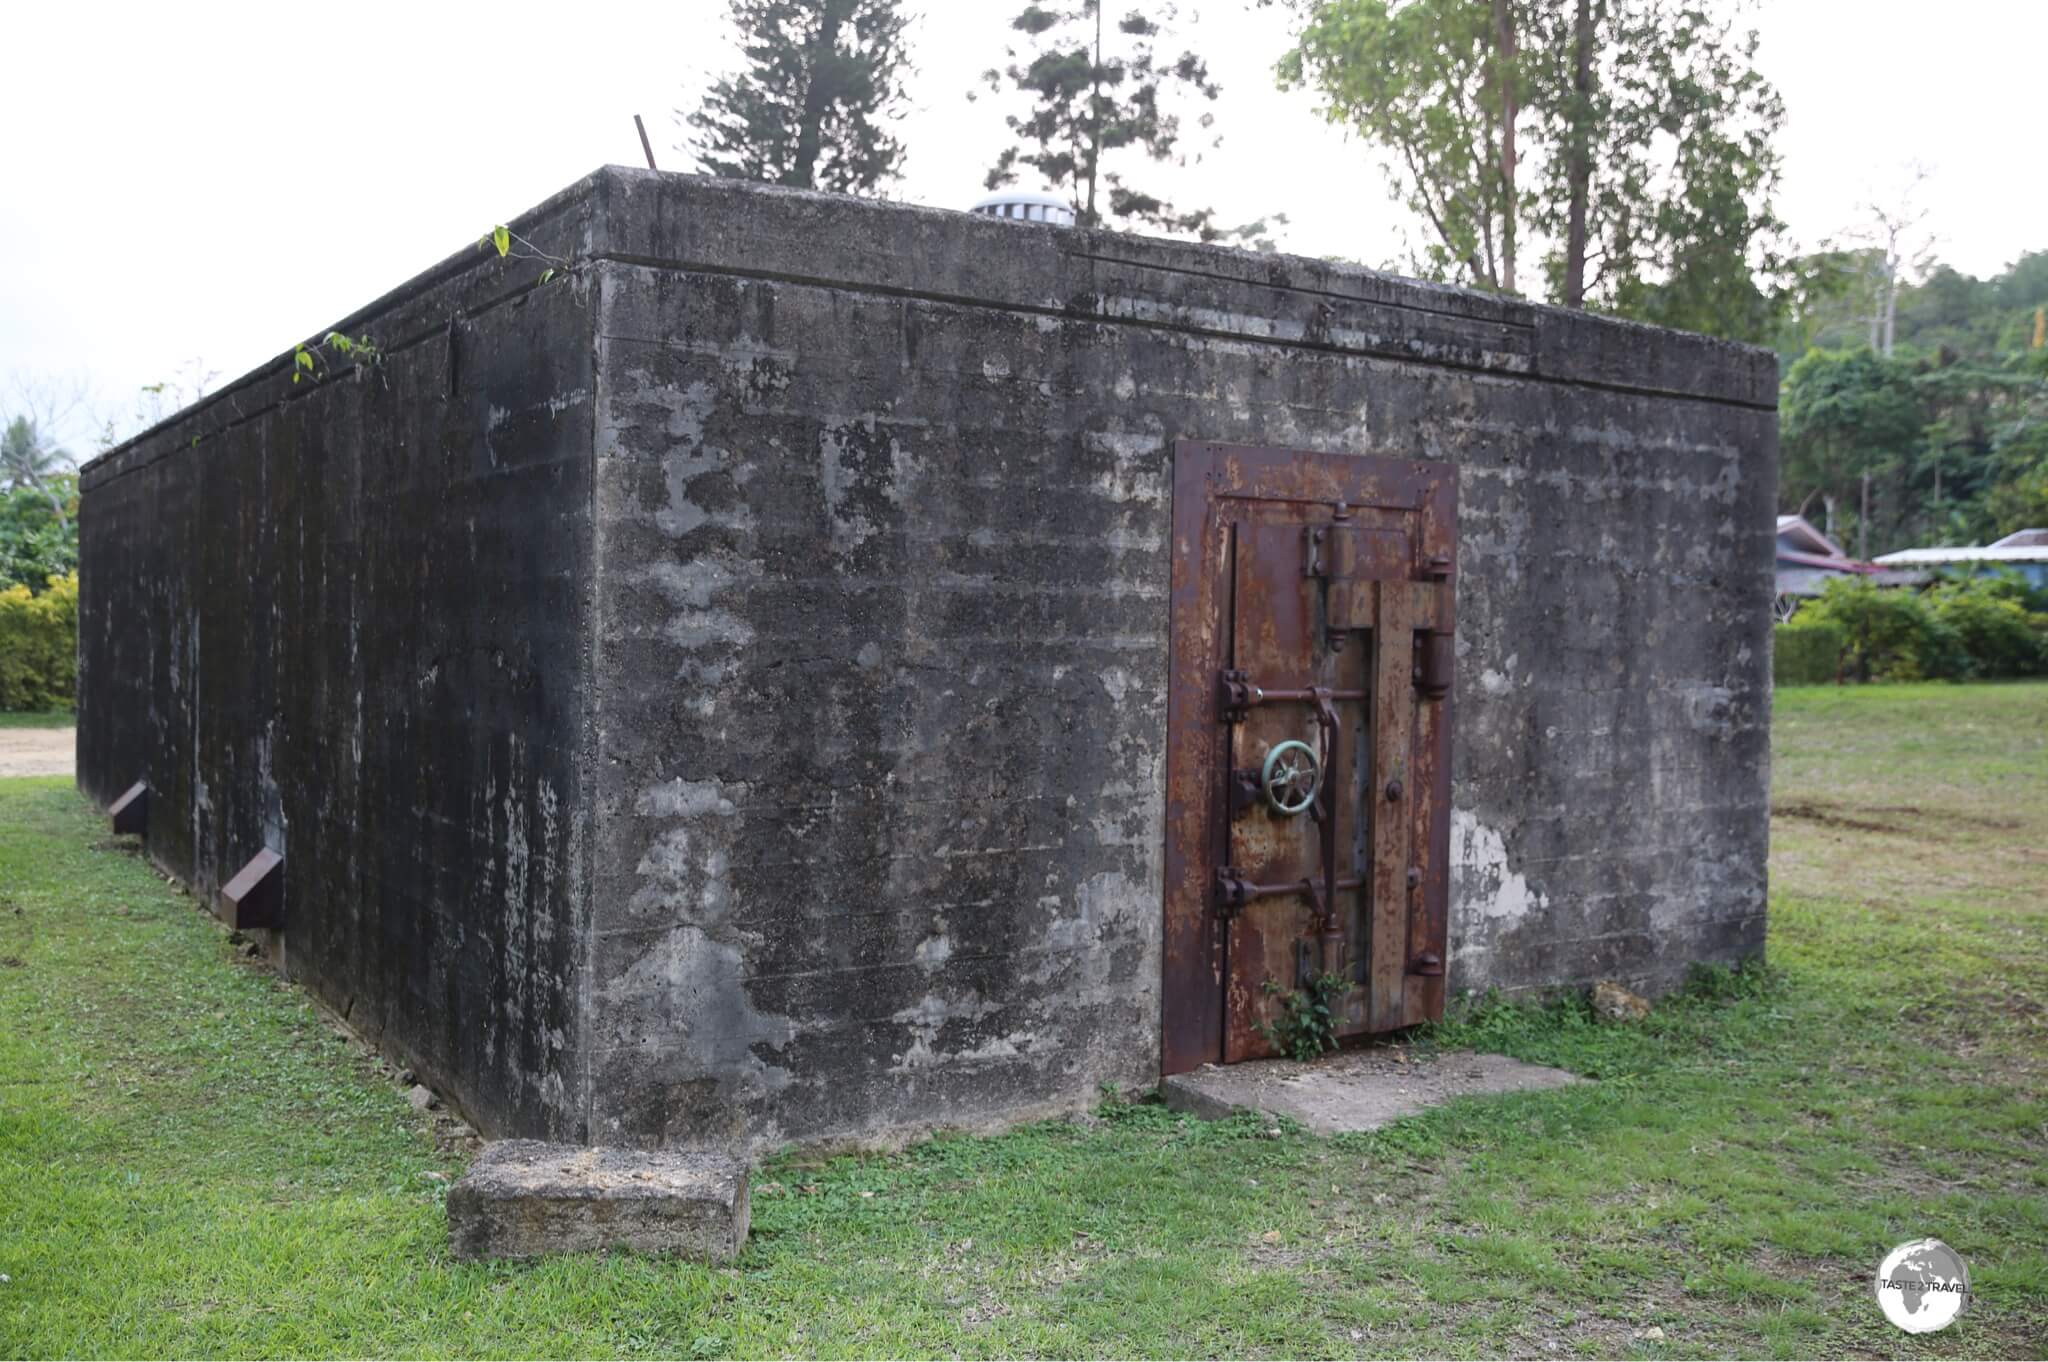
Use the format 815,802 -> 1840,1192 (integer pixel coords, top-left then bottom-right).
1160,440 -> 1458,1075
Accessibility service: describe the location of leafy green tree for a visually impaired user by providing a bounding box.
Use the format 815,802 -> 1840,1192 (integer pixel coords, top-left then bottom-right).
1779,349 -> 1922,557
1985,464 -> 2048,541
1771,248 -> 1871,356
1984,416 -> 2048,541
1279,0 -> 1790,341
1,416 -> 72,528
1278,0 -> 1513,285
1910,358 -> 2034,537
683,0 -> 913,195
1897,265 -> 1993,354
1824,251 -> 2048,368
1773,250 -> 2048,555
0,475 -> 78,594
978,2 -> 1249,238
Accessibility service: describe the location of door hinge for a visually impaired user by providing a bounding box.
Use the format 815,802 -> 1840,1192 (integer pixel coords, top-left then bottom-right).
1217,668 -> 1254,723
1213,866 -> 1252,918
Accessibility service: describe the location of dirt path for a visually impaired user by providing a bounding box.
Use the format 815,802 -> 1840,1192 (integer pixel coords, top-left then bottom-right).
0,728 -> 75,778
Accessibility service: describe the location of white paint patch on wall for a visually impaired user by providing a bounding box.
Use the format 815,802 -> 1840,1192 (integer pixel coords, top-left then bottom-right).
635,777 -> 742,819
1451,808 -> 1547,924
597,925 -> 797,1094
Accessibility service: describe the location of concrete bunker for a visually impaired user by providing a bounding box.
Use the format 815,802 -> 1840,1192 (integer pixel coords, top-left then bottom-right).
77,167 -> 1775,1156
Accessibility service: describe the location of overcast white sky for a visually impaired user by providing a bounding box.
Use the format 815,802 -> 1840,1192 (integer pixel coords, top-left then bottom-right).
4,0 -> 2044,451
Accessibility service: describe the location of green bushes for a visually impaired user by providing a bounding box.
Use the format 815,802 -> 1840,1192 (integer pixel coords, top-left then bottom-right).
1773,615 -> 1844,685
1924,575 -> 2044,677
0,474 -> 79,711
0,572 -> 76,711
1776,573 -> 2046,685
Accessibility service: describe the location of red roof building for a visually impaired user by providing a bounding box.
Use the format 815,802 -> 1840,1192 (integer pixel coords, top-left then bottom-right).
1775,515 -> 1879,614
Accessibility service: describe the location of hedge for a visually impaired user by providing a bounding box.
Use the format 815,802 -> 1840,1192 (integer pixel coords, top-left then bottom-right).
0,572 -> 77,711
1776,573 -> 2046,686
1774,617 -> 1843,686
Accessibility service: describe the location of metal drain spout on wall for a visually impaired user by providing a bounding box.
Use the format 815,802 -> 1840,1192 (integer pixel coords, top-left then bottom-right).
72,165 -> 1777,1157
108,781 -> 146,837
219,849 -> 284,932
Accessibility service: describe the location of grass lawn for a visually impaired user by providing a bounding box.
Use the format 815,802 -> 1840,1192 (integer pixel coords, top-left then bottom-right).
1,682 -> 2044,1358
0,710 -> 74,730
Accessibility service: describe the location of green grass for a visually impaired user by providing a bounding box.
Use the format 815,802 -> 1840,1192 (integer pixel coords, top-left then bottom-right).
0,709 -> 73,729
2,682 -> 2045,1357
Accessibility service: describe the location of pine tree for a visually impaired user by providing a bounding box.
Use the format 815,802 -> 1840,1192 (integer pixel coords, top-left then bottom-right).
978,2 -> 1244,238
683,0 -> 912,195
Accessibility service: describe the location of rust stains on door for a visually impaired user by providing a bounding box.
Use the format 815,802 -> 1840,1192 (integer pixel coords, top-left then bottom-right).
1162,442 -> 1458,1075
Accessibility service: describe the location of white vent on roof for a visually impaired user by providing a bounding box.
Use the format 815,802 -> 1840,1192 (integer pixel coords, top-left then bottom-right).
969,192 -> 1076,227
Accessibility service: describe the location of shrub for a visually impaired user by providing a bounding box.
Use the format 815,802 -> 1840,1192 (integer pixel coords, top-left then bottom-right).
1793,577 -> 1960,681
1774,615 -> 1844,685
0,571 -> 77,710
1783,572 -> 2048,684
1922,573 -> 2045,678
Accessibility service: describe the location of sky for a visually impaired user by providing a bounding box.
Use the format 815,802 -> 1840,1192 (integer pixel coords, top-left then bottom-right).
3,0 -> 2044,454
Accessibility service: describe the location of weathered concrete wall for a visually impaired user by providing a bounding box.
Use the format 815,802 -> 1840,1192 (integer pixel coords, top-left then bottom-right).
578,171 -> 1774,1152
77,182 -> 605,1141
79,167 -> 1774,1156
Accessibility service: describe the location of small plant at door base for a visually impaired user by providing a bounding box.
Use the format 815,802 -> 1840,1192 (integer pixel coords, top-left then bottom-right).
1258,972 -> 1349,1062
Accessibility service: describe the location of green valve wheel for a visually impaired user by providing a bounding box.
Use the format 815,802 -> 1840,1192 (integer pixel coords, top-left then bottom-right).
1260,739 -> 1322,816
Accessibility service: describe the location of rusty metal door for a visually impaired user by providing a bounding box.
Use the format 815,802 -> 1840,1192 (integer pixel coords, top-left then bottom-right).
1161,442 -> 1457,1073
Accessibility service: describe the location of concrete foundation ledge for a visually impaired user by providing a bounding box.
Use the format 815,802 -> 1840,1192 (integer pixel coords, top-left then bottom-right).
447,1140 -> 749,1261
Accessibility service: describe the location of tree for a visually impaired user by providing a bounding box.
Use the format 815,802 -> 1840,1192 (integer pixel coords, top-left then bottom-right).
1,416 -> 72,529
1280,0 -> 1791,342
1779,349 -> 1922,558
1277,0 -> 1513,285
1,391 -> 81,595
1850,165 -> 1935,357
1909,357 -> 2032,533
1980,365 -> 2048,540
0,475 -> 77,593
682,0 -> 912,195
1773,253 -> 2048,557
978,2 -> 1229,235
1985,464 -> 2048,539
1568,2 -> 1787,339
1,373 -> 99,527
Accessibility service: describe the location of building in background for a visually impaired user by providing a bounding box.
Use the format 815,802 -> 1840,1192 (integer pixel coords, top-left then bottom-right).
1874,529 -> 2048,590
1774,515 -> 1878,617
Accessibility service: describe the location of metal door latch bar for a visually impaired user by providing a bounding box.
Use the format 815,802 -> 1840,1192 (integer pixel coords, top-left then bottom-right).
1212,865 -> 1364,917
1216,668 -> 1367,723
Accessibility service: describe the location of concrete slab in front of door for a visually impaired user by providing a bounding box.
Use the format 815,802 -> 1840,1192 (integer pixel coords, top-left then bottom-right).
1161,1047 -> 1582,1135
